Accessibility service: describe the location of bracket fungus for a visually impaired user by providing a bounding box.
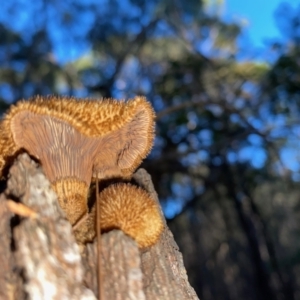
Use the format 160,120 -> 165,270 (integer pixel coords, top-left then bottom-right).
0,95 -> 163,247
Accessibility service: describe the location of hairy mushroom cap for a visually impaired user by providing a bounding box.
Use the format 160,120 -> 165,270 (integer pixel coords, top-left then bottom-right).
0,95 -> 155,226
97,183 -> 164,248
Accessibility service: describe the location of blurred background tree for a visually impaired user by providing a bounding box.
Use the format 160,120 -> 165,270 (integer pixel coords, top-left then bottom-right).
1,0 -> 300,299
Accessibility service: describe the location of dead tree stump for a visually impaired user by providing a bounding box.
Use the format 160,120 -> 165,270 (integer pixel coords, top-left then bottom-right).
0,153 -> 199,300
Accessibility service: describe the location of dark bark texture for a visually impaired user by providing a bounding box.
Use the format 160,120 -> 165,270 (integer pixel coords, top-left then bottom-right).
0,153 -> 198,300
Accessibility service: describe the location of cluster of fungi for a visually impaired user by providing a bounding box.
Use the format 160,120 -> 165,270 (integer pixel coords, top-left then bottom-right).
0,95 -> 164,249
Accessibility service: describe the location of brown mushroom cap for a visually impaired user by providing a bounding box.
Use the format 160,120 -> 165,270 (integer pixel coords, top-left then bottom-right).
97,183 -> 164,248
0,95 -> 155,226
0,95 -> 155,180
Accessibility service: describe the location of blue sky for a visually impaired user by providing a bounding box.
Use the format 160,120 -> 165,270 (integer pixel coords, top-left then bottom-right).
224,0 -> 300,179
224,0 -> 299,47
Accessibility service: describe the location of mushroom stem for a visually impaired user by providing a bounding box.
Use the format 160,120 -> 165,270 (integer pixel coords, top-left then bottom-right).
52,178 -> 89,225
96,178 -> 104,300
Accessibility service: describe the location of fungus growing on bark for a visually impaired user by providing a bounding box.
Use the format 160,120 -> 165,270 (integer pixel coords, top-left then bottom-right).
96,183 -> 164,248
0,95 -> 155,242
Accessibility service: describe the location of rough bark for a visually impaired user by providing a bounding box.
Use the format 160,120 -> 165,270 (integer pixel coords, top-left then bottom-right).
0,153 -> 198,300
133,169 -> 199,300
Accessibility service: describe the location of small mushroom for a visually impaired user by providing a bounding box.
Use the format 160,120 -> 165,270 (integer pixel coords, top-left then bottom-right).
96,183 -> 164,248
0,96 -> 155,235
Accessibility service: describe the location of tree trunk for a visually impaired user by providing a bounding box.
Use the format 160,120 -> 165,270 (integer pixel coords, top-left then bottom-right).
0,153 -> 198,300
